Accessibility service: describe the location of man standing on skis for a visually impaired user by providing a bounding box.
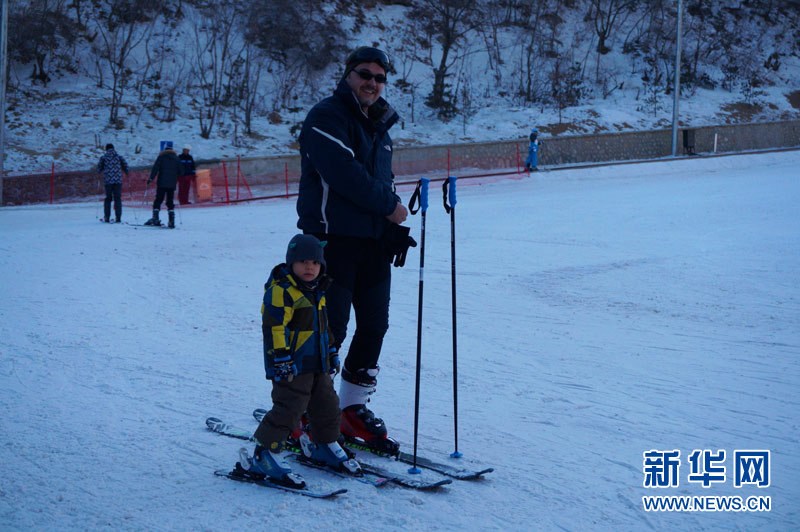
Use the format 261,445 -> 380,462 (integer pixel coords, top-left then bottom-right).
296,46 -> 415,453
145,141 -> 181,228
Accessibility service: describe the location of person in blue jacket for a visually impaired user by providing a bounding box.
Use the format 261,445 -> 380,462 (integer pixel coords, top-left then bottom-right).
525,128 -> 541,172
296,46 -> 415,454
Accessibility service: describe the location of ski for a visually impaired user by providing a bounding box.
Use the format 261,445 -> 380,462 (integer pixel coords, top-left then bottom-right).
98,218 -> 177,229
355,460 -> 452,490
140,223 -> 176,229
206,417 -> 254,441
344,438 -> 494,480
288,454 -> 390,487
207,416 -> 451,491
252,408 -> 493,481
215,462 -> 346,499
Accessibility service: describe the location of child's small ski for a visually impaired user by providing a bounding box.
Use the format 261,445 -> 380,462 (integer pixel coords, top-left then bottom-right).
206,417 -> 253,441
206,416 -> 452,490
215,462 -> 346,499
251,408 -> 493,481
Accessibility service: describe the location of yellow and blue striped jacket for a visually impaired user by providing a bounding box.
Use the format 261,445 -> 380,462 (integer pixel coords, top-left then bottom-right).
261,264 -> 335,378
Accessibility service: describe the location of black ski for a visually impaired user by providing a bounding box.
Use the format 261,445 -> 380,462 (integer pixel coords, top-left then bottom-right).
206,417 -> 254,441
344,438 -> 494,481
98,218 -> 176,229
215,462 -> 346,499
252,408 -> 493,481
206,416 -> 451,491
288,454 -> 390,487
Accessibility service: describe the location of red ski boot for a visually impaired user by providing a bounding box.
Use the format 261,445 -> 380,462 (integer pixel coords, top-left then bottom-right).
339,367 -> 400,456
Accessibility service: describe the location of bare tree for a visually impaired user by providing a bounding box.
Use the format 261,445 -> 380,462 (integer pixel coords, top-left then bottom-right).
239,45 -> 264,135
190,1 -> 240,139
588,0 -> 637,55
139,27 -> 189,123
384,23 -> 424,124
550,54 -> 585,123
242,0 -> 349,110
407,0 -> 484,120
91,0 -> 160,125
516,0 -> 556,103
8,0 -> 80,85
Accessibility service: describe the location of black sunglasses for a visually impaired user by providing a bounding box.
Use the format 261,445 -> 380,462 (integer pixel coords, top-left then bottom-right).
354,69 -> 387,84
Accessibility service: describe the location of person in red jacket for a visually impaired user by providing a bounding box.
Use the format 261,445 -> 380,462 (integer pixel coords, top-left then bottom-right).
177,145 -> 196,205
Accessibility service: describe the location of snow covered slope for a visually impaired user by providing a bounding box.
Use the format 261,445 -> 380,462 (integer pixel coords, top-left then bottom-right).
1,151 -> 798,530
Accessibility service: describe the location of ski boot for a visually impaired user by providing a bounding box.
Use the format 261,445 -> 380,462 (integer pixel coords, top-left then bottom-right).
144,209 -> 161,226
239,445 -> 305,488
167,210 -> 175,229
299,433 -> 362,476
339,367 -> 400,456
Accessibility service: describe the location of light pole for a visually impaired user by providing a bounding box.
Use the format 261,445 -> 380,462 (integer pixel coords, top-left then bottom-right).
671,0 -> 684,156
0,0 -> 7,203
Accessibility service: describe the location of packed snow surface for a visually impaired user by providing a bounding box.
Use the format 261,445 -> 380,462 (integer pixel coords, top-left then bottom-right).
1,151 -> 798,530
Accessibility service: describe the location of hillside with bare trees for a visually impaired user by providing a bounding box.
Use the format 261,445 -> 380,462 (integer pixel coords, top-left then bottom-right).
3,0 -> 799,172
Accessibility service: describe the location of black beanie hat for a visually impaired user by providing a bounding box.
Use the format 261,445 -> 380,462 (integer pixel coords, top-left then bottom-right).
344,46 -> 390,77
286,234 -> 326,267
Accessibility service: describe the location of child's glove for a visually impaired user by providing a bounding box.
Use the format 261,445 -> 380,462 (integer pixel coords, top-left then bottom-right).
328,347 -> 341,376
272,351 -> 297,382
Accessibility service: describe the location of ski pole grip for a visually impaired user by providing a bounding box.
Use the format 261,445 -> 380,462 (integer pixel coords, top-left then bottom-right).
448,176 -> 457,208
419,178 -> 430,213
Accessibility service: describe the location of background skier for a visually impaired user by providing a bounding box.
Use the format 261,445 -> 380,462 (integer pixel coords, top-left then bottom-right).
145,141 -> 181,228
97,143 -> 129,223
525,128 -> 542,172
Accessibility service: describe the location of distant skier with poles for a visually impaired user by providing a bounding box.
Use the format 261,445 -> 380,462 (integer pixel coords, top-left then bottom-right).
145,141 -> 181,228
241,234 -> 361,488
97,143 -> 129,223
525,128 -> 542,172
296,46 -> 416,454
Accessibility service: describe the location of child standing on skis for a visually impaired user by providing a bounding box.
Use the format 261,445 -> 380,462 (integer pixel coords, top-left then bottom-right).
242,234 -> 361,487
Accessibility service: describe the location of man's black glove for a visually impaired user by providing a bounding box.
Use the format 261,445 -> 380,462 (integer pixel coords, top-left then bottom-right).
382,223 -> 417,267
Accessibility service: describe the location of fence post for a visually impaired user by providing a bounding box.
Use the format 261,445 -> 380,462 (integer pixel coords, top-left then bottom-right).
285,162 -> 289,199
236,156 -> 241,201
222,162 -> 230,204
50,162 -> 55,204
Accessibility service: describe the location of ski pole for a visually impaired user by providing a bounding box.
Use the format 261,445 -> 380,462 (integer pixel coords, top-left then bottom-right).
140,180 -> 150,224
442,176 -> 461,458
407,177 -> 429,474
175,193 -> 182,227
